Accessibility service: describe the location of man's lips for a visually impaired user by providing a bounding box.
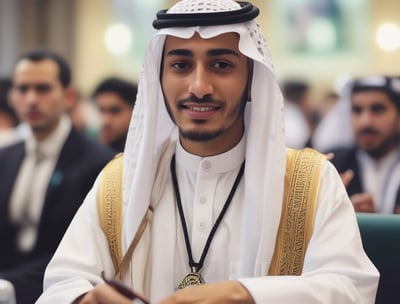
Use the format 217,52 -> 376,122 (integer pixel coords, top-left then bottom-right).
357,131 -> 379,143
185,105 -> 218,112
180,103 -> 220,119
26,111 -> 42,120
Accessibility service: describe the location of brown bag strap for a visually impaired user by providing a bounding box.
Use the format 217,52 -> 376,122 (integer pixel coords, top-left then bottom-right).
268,148 -> 326,275
114,207 -> 153,279
98,154 -> 153,279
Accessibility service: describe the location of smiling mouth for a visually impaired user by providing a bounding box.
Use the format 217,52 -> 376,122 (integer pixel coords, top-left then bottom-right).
186,106 -> 217,112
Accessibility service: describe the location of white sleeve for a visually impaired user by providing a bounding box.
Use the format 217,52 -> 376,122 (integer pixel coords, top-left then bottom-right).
239,161 -> 379,304
36,175 -> 115,303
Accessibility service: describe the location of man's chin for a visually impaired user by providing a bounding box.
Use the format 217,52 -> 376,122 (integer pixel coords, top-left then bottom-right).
180,129 -> 223,142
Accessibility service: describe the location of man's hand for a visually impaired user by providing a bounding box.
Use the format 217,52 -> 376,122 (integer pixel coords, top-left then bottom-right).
158,281 -> 254,304
74,284 -> 134,304
325,153 -> 354,188
340,169 -> 354,188
350,192 -> 375,213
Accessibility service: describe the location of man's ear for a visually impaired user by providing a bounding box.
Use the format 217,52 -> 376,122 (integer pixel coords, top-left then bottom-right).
64,86 -> 78,112
247,59 -> 253,101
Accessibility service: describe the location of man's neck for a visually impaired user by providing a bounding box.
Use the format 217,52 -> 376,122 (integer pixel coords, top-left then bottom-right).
31,119 -> 61,142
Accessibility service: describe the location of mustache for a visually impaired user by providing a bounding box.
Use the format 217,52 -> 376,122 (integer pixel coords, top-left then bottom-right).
357,128 -> 379,136
177,95 -> 223,106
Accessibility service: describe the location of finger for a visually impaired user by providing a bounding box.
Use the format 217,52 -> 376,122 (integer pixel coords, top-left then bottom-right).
325,152 -> 334,161
340,170 -> 353,188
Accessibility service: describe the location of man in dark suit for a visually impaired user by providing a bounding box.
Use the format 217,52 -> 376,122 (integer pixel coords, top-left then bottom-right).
0,49 -> 116,304
330,76 -> 400,214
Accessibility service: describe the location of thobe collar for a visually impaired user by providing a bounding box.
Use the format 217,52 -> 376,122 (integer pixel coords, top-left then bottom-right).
175,135 -> 246,174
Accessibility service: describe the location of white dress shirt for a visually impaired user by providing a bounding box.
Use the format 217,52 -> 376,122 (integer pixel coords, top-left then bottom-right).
9,115 -> 71,252
357,148 -> 400,213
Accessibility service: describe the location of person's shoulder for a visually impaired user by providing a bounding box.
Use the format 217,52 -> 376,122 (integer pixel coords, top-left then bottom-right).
0,140 -> 24,158
328,146 -> 356,159
66,128 -> 117,159
325,145 -> 357,169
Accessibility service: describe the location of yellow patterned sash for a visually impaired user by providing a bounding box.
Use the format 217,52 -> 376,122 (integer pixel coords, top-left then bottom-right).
98,153 -> 124,270
98,148 -> 325,276
268,148 -> 325,275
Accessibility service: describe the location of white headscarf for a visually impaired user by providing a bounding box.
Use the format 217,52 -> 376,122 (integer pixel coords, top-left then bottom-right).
122,0 -> 286,278
312,79 -> 355,153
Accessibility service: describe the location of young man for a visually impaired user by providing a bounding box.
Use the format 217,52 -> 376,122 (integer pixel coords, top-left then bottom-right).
92,77 -> 138,152
0,49 -> 115,304
329,76 -> 400,214
37,1 -> 378,303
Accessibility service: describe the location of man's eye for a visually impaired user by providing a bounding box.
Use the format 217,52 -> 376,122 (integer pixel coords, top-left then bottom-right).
213,61 -> 232,69
371,104 -> 385,114
352,106 -> 362,115
171,62 -> 189,70
14,85 -> 29,94
36,84 -> 52,94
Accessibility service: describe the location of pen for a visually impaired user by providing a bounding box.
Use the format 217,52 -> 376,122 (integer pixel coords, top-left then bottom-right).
101,271 -> 150,304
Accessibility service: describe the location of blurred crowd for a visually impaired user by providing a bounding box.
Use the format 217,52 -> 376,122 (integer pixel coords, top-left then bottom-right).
0,45 -> 399,303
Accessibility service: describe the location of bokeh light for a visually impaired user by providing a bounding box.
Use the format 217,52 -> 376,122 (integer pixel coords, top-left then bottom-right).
104,23 -> 133,55
376,23 -> 400,51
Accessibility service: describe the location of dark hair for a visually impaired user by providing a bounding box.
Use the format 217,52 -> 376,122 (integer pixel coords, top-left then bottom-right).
16,48 -> 71,88
0,78 -> 19,126
282,80 -> 310,104
92,77 -> 138,107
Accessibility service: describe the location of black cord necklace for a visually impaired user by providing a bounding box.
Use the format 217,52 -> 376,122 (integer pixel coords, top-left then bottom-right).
170,155 -> 245,289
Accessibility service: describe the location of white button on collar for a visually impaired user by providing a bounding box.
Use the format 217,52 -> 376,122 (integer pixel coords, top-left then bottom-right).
202,161 -> 211,170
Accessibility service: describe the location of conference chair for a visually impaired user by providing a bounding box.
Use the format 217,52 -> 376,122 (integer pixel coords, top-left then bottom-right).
357,213 -> 400,304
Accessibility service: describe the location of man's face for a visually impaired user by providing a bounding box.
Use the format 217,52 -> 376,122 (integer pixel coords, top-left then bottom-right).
351,90 -> 400,158
12,59 -> 67,138
161,32 -> 250,155
96,92 -> 133,145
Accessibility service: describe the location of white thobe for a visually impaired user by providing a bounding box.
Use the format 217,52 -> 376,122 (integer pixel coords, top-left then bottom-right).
357,148 -> 400,213
36,141 -> 379,304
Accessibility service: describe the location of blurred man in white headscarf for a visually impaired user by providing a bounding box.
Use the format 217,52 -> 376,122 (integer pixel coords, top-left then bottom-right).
36,1 -> 378,303
329,76 -> 400,214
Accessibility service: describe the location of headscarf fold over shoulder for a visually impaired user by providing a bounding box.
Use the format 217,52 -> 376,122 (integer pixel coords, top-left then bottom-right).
123,0 -> 286,278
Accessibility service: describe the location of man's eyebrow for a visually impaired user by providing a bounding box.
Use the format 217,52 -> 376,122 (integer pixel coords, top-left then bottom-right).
165,48 -> 240,58
207,49 -> 240,57
166,49 -> 193,57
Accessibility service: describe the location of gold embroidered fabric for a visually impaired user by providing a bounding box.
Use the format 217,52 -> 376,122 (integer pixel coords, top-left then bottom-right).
98,153 -> 124,270
268,148 -> 325,275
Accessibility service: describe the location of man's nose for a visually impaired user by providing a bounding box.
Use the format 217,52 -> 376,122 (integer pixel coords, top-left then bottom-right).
25,89 -> 40,106
188,65 -> 214,99
359,110 -> 374,125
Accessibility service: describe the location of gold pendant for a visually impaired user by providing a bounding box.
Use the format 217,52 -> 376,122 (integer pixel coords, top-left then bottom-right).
177,272 -> 205,289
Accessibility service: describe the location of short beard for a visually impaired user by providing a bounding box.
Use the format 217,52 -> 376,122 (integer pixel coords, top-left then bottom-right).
180,127 -> 224,142
363,135 -> 399,159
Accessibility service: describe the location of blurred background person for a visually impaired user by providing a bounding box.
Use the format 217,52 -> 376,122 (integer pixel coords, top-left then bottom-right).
67,87 -> 100,140
311,79 -> 355,152
329,75 -> 400,214
91,77 -> 137,152
0,49 -> 116,304
0,78 -> 20,148
317,91 -> 339,120
282,79 -> 315,148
